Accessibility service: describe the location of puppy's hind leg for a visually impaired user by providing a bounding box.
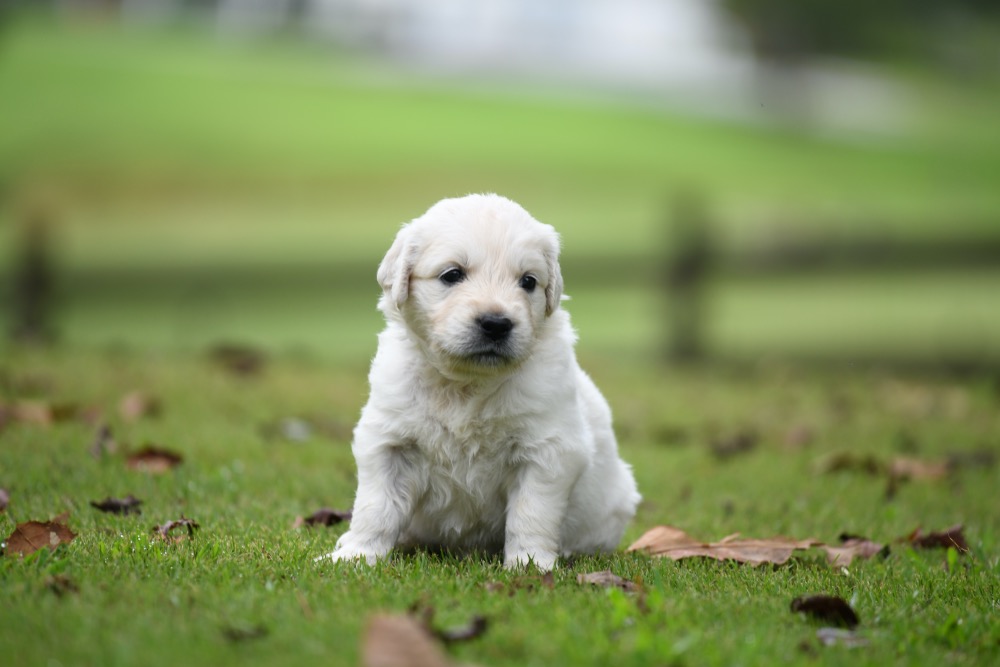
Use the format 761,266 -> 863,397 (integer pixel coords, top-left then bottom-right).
317,442 -> 424,565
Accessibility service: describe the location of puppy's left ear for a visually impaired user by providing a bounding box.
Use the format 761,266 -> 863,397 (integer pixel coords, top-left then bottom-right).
543,237 -> 564,316
377,225 -> 418,309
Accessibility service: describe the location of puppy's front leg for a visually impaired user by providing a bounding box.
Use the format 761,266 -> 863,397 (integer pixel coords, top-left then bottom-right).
319,443 -> 422,565
504,459 -> 580,571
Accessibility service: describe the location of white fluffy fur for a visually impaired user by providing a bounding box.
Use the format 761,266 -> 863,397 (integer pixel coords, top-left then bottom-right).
320,194 -> 640,570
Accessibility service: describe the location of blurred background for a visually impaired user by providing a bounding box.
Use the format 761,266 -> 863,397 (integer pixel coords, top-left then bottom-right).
2,0 -> 999,371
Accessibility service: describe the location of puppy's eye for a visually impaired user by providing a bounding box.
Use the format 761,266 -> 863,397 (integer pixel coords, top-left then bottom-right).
520,275 -> 537,292
439,268 -> 466,285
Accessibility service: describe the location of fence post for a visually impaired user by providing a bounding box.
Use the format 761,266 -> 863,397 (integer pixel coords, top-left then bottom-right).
9,210 -> 56,344
664,191 -> 711,363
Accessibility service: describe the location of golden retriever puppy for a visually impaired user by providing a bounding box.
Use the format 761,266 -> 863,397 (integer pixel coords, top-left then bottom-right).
320,194 -> 640,570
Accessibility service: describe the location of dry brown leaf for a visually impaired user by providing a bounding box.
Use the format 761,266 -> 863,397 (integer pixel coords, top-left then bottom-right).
90,495 -> 143,515
905,524 -> 969,552
709,429 -> 758,460
221,624 -> 268,642
888,457 -> 950,481
816,452 -> 884,475
577,570 -> 639,592
791,594 -> 860,628
484,570 -> 554,596
89,423 -> 118,458
293,507 -> 352,529
784,424 -> 815,449
628,525 -> 821,566
152,517 -> 200,541
126,445 -> 182,473
362,613 -> 455,667
208,343 -> 267,376
1,401 -> 101,428
410,605 -> 489,644
824,536 -> 887,567
5,520 -> 77,556
9,401 -> 56,426
119,391 -> 162,422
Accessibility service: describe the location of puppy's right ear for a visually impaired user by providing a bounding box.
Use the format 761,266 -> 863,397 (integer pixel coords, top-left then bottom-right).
377,225 -> 418,309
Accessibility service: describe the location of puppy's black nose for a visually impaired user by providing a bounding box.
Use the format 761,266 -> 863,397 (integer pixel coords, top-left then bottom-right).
477,314 -> 514,342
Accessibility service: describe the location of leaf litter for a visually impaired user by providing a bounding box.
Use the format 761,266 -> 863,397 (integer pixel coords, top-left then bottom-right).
904,524 -> 969,552
790,595 -> 860,629
119,391 -> 162,422
4,519 -> 77,557
362,613 -> 455,667
126,445 -> 183,473
152,517 -> 200,542
628,525 -> 886,567
292,507 -> 352,528
577,570 -> 640,593
90,495 -> 143,515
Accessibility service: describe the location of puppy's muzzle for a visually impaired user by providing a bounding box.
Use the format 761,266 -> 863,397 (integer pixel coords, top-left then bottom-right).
477,314 -> 514,342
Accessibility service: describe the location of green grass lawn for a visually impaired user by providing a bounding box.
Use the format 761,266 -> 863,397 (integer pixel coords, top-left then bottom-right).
1,346 -> 998,666
1,17 -> 999,666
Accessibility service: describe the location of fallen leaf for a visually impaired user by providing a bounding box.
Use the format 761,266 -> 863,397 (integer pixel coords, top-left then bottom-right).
90,495 -> 143,515
152,517 -> 200,541
0,401 -> 101,427
824,535 -> 888,567
485,571 -> 555,596
709,429 -> 758,460
221,624 -> 268,642
905,525 -> 969,552
784,424 -> 815,449
119,391 -> 162,422
888,457 -> 950,481
4,520 -> 77,556
432,615 -> 489,644
9,401 -> 56,425
0,488 -> 8,512
293,507 -> 352,528
208,343 -> 267,376
362,613 -> 454,667
628,525 -> 820,566
816,452 -> 884,475
815,627 -> 869,648
126,445 -> 182,473
89,423 -> 118,458
946,448 -> 997,470
629,525 -> 886,568
577,570 -> 639,592
791,595 -> 860,629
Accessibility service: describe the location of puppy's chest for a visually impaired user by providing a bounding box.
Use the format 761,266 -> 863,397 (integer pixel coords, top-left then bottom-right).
406,401 -> 526,497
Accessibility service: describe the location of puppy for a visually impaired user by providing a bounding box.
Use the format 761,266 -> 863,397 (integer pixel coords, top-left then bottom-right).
321,194 -> 640,570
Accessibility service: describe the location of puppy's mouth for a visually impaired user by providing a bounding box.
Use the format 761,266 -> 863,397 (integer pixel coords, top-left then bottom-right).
462,344 -> 516,367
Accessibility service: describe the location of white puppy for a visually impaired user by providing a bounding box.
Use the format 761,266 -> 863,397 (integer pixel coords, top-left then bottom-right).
322,194 -> 640,570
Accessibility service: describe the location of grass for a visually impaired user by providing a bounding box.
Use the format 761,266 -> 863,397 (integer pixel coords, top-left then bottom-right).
1,17 -> 999,665
2,345 -> 999,666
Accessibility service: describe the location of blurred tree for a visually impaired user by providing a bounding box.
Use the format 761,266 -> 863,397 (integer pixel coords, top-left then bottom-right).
722,0 -> 1000,65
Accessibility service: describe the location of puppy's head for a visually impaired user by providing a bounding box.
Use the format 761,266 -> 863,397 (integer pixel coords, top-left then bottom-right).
377,194 -> 564,376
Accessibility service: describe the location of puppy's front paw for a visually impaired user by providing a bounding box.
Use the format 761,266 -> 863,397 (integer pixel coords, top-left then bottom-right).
314,530 -> 391,565
504,550 -> 558,572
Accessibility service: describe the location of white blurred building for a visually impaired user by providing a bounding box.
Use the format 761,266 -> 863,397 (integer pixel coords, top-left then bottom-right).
115,0 -> 906,133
